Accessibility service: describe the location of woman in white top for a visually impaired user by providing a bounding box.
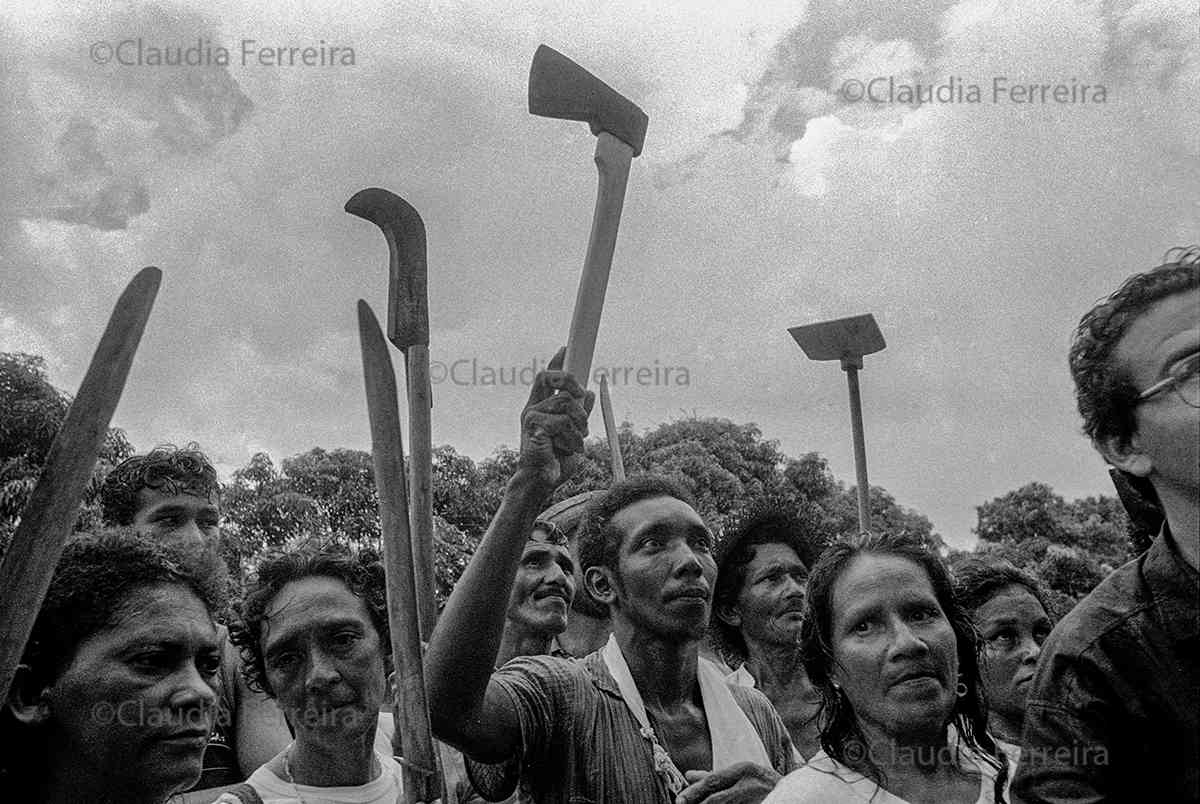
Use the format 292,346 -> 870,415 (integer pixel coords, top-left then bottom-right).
765,532 -> 1008,804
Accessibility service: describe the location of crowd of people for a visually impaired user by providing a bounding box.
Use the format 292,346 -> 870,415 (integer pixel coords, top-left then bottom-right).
0,248 -> 1196,803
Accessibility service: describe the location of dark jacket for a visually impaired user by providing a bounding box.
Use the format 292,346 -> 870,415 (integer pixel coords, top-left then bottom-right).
1012,528 -> 1200,803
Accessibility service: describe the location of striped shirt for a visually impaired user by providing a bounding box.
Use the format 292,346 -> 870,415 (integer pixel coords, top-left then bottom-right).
472,651 -> 797,803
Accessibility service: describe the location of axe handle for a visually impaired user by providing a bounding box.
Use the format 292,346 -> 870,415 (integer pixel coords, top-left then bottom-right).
358,302 -> 440,804
563,131 -> 635,388
0,267 -> 160,702
404,344 -> 437,642
599,375 -> 625,482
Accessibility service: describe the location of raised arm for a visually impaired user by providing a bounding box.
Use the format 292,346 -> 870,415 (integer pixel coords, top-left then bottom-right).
425,350 -> 592,761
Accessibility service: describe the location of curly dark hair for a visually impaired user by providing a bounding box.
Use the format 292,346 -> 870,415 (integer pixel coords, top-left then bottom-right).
799,532 -> 1007,798
100,443 -> 220,526
1,529 -> 227,791
711,499 -> 830,660
576,475 -> 698,582
230,542 -> 391,697
1069,246 -> 1199,450
951,556 -> 1050,618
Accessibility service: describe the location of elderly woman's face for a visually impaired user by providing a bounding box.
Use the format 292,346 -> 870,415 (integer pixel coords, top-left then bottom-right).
45,583 -> 220,796
829,554 -> 960,744
973,584 -> 1051,726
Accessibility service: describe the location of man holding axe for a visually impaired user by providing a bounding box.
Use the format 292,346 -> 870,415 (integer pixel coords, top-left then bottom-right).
426,350 -> 796,804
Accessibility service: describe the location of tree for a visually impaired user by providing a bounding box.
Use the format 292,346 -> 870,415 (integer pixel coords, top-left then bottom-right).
970,481 -> 1130,612
0,352 -> 135,552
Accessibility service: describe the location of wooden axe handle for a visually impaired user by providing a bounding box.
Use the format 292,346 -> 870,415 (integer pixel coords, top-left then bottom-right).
0,267 -> 161,702
563,131 -> 634,388
599,374 -> 625,482
404,344 -> 436,642
357,301 -> 440,803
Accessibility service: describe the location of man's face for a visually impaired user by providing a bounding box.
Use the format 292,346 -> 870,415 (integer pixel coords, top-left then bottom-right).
46,584 -> 220,797
506,539 -> 576,637
724,542 -> 808,650
604,495 -> 716,640
132,487 -> 220,552
260,576 -> 388,742
1106,289 -> 1200,496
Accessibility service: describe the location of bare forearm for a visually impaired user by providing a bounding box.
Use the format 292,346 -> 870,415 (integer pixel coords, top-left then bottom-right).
426,468 -> 552,748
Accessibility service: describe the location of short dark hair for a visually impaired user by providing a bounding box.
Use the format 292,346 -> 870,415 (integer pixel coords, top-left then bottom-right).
230,543 -> 390,696
100,443 -> 220,526
0,529 -> 226,791
799,532 -> 1006,795
1069,246 -> 1199,449
711,500 -> 829,660
17,528 -> 227,692
576,475 -> 697,580
951,555 -> 1050,617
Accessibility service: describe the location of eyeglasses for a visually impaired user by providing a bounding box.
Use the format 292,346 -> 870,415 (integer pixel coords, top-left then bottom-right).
1136,351 -> 1200,408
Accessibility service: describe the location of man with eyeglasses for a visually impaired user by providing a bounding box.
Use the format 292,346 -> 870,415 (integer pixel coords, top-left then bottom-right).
1014,246 -> 1200,803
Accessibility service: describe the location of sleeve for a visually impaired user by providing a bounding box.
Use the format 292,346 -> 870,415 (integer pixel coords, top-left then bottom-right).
465,755 -> 521,802
486,655 -> 576,773
1011,642 -> 1121,803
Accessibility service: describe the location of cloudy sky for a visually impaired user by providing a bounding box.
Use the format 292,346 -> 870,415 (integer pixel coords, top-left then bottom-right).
2,0 -> 1196,549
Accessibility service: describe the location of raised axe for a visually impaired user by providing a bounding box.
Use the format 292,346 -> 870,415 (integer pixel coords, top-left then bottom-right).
357,300 -> 440,804
598,374 -> 626,481
529,44 -> 648,389
345,188 -> 437,644
0,267 -> 161,702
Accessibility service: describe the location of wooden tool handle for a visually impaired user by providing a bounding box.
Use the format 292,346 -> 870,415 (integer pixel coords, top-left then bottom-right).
599,374 -> 626,481
0,267 -> 161,702
404,344 -> 436,642
563,131 -> 635,388
358,301 -> 440,803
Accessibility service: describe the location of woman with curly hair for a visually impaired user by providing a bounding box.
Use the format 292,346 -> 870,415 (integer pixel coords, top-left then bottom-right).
1,530 -> 227,803
765,532 -> 1007,803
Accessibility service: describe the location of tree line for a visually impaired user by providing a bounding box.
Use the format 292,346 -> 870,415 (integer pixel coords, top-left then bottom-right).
1,351 -> 1136,615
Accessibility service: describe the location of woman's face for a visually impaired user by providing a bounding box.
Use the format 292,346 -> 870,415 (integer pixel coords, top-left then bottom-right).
973,584 -> 1051,727
829,554 -> 960,745
45,583 -> 220,797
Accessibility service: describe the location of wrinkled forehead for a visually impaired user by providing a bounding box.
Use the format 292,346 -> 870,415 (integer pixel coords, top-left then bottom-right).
262,576 -> 375,645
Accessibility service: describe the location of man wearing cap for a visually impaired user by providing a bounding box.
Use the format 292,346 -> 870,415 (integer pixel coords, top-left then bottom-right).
458,504 -> 583,803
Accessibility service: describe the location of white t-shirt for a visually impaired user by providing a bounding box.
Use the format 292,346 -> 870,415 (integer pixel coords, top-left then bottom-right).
763,746 -> 998,804
236,748 -> 403,804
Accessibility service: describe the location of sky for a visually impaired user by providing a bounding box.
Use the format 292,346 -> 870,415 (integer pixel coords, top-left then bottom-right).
2,0 -> 1196,550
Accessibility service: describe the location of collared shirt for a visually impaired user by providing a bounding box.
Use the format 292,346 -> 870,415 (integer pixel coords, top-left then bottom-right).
1012,528 -> 1200,802
471,651 -> 797,804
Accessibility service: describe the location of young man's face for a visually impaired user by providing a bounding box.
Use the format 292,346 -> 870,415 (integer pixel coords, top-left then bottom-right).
506,540 -> 576,637
259,576 -> 388,742
1106,289 -> 1200,496
605,495 -> 716,640
723,542 -> 809,650
132,487 -> 220,552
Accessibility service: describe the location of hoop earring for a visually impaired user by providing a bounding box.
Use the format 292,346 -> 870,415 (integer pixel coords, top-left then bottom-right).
956,675 -> 968,698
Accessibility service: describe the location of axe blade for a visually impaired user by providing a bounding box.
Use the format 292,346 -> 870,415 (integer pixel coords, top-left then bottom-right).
529,44 -> 648,156
345,188 -> 429,350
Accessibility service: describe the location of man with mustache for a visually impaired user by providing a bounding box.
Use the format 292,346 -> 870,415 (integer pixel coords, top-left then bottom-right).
427,358 -> 796,804
712,504 -> 825,760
